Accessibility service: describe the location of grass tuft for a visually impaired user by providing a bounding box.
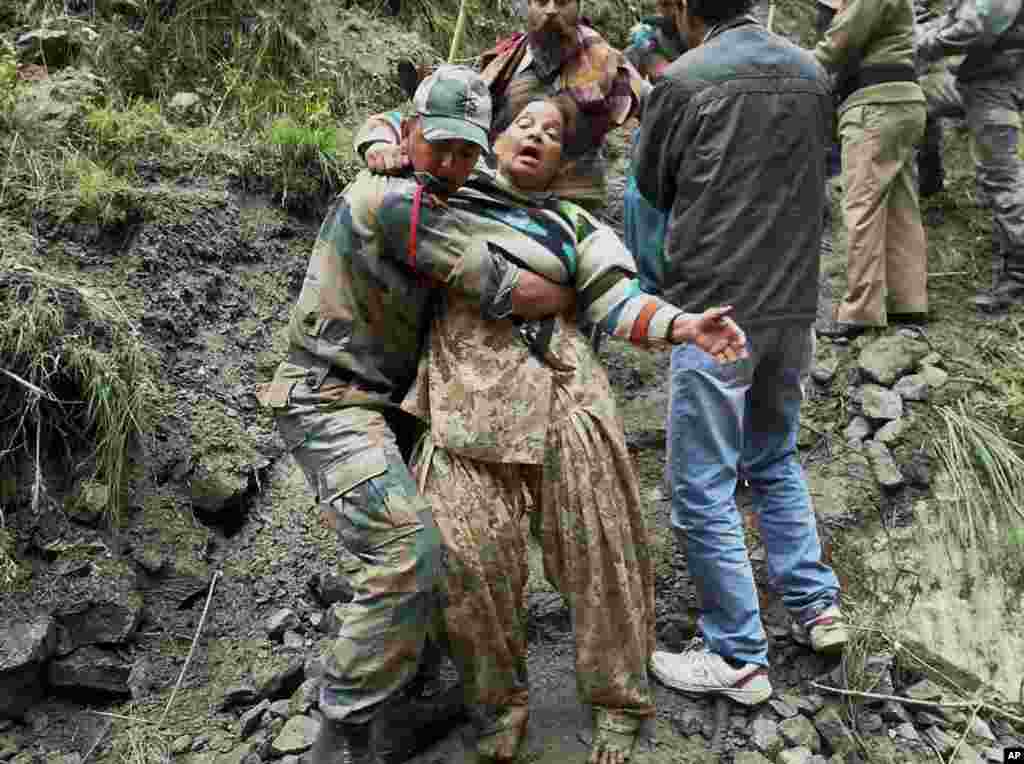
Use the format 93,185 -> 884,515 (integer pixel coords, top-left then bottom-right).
933,400 -> 1024,579
0,264 -> 156,530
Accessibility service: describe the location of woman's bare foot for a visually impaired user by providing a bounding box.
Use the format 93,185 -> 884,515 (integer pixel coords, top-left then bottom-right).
476,706 -> 529,763
588,710 -> 642,764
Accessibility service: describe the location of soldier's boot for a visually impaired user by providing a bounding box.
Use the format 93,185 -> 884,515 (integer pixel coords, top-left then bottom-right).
918,115 -> 945,198
974,262 -> 1024,311
372,679 -> 466,764
309,719 -> 378,764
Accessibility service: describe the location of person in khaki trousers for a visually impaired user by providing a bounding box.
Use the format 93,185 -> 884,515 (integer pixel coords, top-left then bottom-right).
814,0 -> 929,338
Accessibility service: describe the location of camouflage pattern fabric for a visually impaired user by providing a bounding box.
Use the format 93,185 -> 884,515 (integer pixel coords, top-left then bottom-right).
273,401 -> 442,724
257,155 -> 524,725
409,319 -> 656,750
376,171 -> 686,463
919,59 -> 1024,270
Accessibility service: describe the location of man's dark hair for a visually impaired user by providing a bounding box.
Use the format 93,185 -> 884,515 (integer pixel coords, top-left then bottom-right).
686,0 -> 755,24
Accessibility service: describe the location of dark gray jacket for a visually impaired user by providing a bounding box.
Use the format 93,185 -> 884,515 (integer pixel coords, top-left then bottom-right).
635,17 -> 832,330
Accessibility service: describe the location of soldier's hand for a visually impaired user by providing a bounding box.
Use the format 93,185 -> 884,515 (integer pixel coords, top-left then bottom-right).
671,306 -> 748,363
512,272 -> 576,320
366,144 -> 410,174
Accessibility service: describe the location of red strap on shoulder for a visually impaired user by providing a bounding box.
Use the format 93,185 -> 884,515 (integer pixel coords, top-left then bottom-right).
408,184 -> 423,272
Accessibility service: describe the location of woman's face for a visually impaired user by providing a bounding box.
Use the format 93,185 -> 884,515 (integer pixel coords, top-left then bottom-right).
493,101 -> 565,191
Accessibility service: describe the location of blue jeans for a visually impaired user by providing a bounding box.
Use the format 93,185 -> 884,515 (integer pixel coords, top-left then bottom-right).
666,325 -> 840,666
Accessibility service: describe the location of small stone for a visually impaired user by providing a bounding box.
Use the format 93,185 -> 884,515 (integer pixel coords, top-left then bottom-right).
904,678 -> 944,701
862,384 -> 903,421
968,717 -> 996,744
673,705 -> 704,737
265,609 -> 300,642
923,726 -> 956,754
918,711 -> 949,728
788,693 -> 825,717
734,752 -> 773,764
919,364 -> 949,389
895,722 -> 919,741
221,684 -> 259,710
750,716 -> 783,755
770,698 -> 799,719
268,699 -> 291,718
893,374 -> 929,401
780,715 -> 822,752
863,654 -> 896,696
308,612 -> 323,630
873,418 -> 905,445
814,706 -> 856,755
950,742 -> 984,764
283,630 -> 305,650
271,716 -> 320,756
866,441 -> 904,488
881,700 -> 912,724
239,700 -> 270,739
856,712 -> 884,735
171,735 -> 193,754
812,365 -> 837,385
778,747 -> 814,764
919,352 -> 942,368
844,416 -> 872,444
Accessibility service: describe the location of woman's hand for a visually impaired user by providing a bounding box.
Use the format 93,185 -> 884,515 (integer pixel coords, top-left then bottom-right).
366,144 -> 411,174
671,306 -> 748,363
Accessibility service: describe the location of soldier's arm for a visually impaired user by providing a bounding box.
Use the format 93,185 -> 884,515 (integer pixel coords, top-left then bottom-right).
374,186 -> 574,321
916,1 -> 1017,61
813,0 -> 882,71
353,111 -> 409,173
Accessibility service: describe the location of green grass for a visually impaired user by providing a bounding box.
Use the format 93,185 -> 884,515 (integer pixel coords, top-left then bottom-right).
0,264 -> 156,530
932,401 -> 1024,580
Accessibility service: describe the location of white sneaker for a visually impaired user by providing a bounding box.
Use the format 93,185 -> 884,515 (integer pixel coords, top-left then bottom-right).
649,639 -> 772,706
791,605 -> 848,655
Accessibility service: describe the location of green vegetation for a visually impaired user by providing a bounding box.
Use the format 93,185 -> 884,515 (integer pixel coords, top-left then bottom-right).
933,401 -> 1024,580
0,265 -> 156,532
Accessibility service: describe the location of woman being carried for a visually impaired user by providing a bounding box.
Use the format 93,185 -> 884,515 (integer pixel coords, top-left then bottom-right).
371,98 -> 746,764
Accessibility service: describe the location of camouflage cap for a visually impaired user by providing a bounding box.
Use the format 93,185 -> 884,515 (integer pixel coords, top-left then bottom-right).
413,65 -> 492,152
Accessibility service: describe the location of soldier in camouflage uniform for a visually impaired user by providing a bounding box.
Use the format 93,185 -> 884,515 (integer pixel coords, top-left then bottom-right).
257,68 -> 578,764
916,0 -> 1024,310
814,0 -> 929,337
367,99 -> 747,764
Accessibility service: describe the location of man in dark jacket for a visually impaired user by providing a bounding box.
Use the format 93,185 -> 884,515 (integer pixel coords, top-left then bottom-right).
634,0 -> 846,705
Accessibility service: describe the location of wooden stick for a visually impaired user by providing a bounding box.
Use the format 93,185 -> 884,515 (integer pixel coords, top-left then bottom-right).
448,0 -> 469,63
0,367 -> 56,400
87,711 -> 157,725
767,1 -> 776,32
927,271 -> 969,277
808,682 -> 1024,726
160,570 -> 222,725
81,720 -> 112,763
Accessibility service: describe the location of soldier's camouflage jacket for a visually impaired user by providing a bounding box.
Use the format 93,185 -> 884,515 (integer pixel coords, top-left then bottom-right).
375,168 -> 689,464
257,168 -> 519,414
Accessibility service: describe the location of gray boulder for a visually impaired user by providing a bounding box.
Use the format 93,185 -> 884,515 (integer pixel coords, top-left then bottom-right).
858,335 -> 930,386
48,646 -> 132,695
0,617 -> 57,719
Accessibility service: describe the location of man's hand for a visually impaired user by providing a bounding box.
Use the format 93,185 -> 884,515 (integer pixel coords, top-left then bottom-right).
671,306 -> 748,363
366,144 -> 410,174
511,271 -> 576,320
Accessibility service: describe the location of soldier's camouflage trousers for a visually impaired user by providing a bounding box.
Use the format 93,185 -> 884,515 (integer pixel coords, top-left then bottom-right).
411,384 -> 656,756
920,64 -> 1024,270
275,397 -> 443,724
837,100 -> 928,325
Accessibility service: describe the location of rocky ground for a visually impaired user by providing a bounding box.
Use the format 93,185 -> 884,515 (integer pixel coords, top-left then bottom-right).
2,1 -> 1024,763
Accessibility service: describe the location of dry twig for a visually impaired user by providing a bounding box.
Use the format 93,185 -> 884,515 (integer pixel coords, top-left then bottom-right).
160,570 -> 222,725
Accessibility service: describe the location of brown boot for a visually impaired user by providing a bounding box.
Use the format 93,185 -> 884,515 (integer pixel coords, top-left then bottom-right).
309,719 -> 379,764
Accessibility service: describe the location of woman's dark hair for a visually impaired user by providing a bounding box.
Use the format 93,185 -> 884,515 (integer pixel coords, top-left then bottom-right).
686,0 -> 755,24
